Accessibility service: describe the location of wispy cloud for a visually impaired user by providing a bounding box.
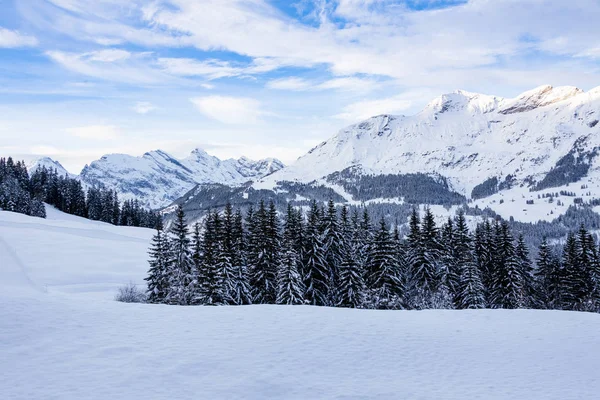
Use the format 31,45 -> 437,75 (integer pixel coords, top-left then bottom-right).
0,27 -> 38,48
190,96 -> 265,125
268,76 -> 380,92
45,50 -> 169,84
132,101 -> 157,114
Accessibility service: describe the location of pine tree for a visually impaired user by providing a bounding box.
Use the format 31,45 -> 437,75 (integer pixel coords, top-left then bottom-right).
515,234 -> 536,308
145,220 -> 171,303
576,226 -> 598,311
166,205 -> 195,305
248,201 -> 279,304
490,222 -> 523,309
276,246 -> 305,305
322,199 -> 342,304
474,220 -> 494,305
229,208 -> 251,305
562,232 -> 581,310
452,211 -> 485,309
407,207 -> 442,308
217,203 -> 240,305
457,258 -> 485,309
535,238 -> 552,308
365,218 -> 404,309
199,211 -> 224,305
337,237 -> 366,308
302,200 -> 330,306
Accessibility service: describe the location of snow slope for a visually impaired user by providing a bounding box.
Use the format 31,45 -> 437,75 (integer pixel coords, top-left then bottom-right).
256,85 -> 600,199
2,207 -> 600,399
0,206 -> 153,300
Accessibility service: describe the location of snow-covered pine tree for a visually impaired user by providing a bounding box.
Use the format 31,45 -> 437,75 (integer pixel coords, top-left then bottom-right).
489,222 -> 523,309
408,207 -> 444,308
561,232 -> 581,310
229,208 -> 251,305
365,217 -> 404,309
474,220 -> 494,304
199,210 -> 224,305
322,199 -> 342,304
190,222 -> 204,304
588,231 -> 600,312
217,203 -> 240,305
515,234 -> 536,308
276,244 -> 305,305
145,220 -> 171,303
283,203 -> 304,257
337,238 -> 366,308
577,226 -> 599,311
452,211 -> 485,309
166,205 -> 195,305
457,257 -> 485,309
440,216 -> 460,299
302,200 -> 330,306
534,237 -> 561,309
248,201 -> 279,304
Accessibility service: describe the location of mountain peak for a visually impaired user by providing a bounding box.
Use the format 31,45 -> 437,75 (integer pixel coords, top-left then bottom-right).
424,90 -> 502,115
499,85 -> 583,114
27,157 -> 71,176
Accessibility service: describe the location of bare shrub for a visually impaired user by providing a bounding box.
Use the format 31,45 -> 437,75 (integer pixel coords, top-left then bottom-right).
115,282 -> 147,303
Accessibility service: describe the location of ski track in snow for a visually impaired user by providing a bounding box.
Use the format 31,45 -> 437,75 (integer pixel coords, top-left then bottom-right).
2,206 -> 600,399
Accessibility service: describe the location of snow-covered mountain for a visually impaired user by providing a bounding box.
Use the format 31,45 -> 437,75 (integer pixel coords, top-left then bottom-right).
27,157 -> 72,178
79,149 -> 283,209
28,149 -> 284,209
252,85 -> 600,221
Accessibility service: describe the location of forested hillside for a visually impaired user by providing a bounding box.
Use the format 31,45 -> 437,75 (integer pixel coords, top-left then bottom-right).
0,157 -> 160,228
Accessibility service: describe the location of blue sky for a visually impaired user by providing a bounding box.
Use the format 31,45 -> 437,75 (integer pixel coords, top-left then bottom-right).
1,0 -> 600,172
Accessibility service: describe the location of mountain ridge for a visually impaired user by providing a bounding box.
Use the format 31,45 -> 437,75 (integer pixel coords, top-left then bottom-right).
256,84 -> 600,197
27,149 -> 285,209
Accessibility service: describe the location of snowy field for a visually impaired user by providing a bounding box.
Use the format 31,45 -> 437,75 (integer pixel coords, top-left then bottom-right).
2,207 -> 600,399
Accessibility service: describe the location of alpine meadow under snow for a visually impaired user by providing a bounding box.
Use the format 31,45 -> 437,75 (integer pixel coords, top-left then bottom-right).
2,206 -> 600,399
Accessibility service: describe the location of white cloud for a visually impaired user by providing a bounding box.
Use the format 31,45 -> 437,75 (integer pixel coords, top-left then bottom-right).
132,101 -> 157,114
87,49 -> 131,62
14,0 -> 600,85
267,77 -> 311,90
46,50 -> 170,84
267,76 -> 379,92
316,77 -> 378,92
0,27 -> 38,48
190,96 -> 265,125
200,83 -> 215,90
157,58 -> 244,79
66,125 -> 119,140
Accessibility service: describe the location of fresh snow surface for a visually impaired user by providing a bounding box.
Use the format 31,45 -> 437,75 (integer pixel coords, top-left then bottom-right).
2,207 -> 600,399
0,206 -> 152,300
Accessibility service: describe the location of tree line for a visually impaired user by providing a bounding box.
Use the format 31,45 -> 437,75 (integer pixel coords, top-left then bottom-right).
146,199 -> 600,312
0,157 -> 160,228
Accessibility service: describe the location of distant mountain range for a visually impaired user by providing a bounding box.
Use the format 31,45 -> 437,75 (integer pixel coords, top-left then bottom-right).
28,149 -> 284,209
28,84 -> 600,225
